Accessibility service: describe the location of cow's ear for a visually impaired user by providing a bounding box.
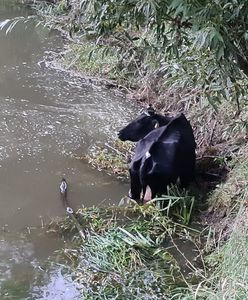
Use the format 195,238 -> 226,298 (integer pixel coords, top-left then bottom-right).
153,120 -> 159,129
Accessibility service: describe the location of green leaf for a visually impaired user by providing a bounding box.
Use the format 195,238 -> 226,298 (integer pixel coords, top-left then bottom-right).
169,0 -> 183,10
216,46 -> 225,60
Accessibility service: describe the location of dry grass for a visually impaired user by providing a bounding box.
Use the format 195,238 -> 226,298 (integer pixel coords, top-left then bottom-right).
82,140 -> 133,180
148,89 -> 247,159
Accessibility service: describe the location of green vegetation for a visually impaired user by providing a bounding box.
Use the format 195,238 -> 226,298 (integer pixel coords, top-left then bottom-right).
49,205 -> 204,299
82,140 -> 132,179
209,155 -> 248,212
151,185 -> 195,226
192,157 -> 248,298
29,0 -> 248,108
63,43 -> 119,78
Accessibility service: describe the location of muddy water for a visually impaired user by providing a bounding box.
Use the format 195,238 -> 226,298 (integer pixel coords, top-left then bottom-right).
0,1 -> 138,231
0,1 -> 139,297
0,229 -> 81,299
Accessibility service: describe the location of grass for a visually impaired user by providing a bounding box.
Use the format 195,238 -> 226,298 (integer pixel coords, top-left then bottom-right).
73,228 -> 181,299
188,155 -> 248,299
47,203 -> 206,299
194,207 -> 248,299
62,43 -> 119,79
208,154 -> 248,214
81,140 -> 132,180
152,185 -> 195,225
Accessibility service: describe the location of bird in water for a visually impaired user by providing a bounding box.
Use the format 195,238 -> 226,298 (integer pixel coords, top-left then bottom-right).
60,178 -> 67,195
59,178 -> 73,214
59,178 -> 83,237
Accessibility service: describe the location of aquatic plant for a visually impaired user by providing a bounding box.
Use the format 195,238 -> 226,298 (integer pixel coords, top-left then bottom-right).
48,204 -> 206,299
152,185 -> 195,225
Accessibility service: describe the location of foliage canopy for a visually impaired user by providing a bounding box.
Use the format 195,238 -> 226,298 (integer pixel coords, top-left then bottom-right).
21,0 -> 247,110
62,0 -> 246,110
80,0 -> 248,75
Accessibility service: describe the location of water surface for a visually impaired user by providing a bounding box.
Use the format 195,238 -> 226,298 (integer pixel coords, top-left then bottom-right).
0,0 -> 138,230
0,1 -> 141,297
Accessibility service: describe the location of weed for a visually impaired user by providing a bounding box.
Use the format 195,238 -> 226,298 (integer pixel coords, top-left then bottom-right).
151,185 -> 195,225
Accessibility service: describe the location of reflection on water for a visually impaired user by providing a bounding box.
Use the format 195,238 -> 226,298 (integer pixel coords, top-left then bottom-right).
0,231 -> 80,299
32,267 -> 80,300
0,0 -> 138,230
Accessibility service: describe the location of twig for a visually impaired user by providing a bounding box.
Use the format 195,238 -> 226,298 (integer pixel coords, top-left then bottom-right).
105,142 -> 129,158
196,155 -> 224,160
67,211 -> 85,240
167,232 -> 206,280
208,120 -> 217,146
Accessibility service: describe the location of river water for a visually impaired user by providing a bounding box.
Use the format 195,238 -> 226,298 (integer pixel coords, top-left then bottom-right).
0,1 -> 138,230
0,0 -> 138,298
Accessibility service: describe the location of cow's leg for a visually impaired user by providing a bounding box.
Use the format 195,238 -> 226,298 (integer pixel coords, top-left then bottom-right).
179,175 -> 191,188
179,166 -> 194,187
129,169 -> 142,203
179,159 -> 195,187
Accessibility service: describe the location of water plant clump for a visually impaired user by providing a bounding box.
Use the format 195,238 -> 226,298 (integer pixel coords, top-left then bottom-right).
72,231 -> 181,299
83,140 -> 133,180
50,205 -> 205,299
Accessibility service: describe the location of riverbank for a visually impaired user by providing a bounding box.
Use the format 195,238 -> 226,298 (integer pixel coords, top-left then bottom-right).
19,0 -> 248,298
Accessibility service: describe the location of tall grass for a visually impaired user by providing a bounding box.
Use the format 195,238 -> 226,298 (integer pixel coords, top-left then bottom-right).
49,204 -> 205,299
152,185 -> 195,225
74,228 -> 181,299
192,157 -> 248,298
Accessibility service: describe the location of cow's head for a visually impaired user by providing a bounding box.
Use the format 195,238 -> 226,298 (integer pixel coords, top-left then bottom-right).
118,113 -> 159,142
118,105 -> 171,142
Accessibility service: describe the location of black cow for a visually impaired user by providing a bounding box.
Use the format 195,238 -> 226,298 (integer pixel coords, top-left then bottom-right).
118,107 -> 171,142
118,112 -> 196,203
